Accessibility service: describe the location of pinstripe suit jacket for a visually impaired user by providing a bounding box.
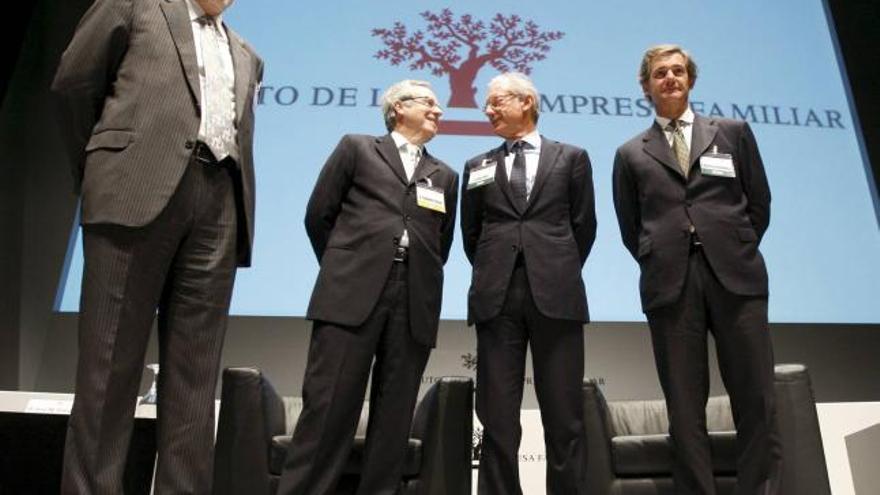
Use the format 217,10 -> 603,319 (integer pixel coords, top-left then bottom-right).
52,0 -> 264,266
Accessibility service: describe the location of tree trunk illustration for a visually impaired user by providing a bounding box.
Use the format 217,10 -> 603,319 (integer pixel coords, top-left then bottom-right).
447,64 -> 481,108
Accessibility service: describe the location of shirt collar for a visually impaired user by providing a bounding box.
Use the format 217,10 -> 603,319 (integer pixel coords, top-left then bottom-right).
655,106 -> 695,130
390,131 -> 423,152
185,0 -> 224,27
506,129 -> 541,153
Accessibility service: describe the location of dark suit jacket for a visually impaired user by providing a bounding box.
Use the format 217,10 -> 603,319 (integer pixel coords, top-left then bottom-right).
305,134 -> 459,347
612,115 -> 771,312
51,0 -> 264,266
461,137 -> 596,326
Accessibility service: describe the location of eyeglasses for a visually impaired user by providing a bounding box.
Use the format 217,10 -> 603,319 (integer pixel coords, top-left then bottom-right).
483,93 -> 521,112
400,96 -> 442,109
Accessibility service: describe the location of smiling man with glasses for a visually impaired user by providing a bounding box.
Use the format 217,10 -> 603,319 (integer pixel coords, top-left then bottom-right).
401,95 -> 441,109
482,92 -> 519,112
461,72 -> 596,495
277,79 -> 459,495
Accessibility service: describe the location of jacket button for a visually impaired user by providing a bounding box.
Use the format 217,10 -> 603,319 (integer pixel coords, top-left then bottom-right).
185,140 -> 194,150
511,245 -> 518,252
405,215 -> 411,221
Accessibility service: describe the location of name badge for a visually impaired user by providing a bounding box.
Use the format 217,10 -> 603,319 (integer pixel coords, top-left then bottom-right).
467,159 -> 497,190
700,149 -> 736,178
416,182 -> 446,213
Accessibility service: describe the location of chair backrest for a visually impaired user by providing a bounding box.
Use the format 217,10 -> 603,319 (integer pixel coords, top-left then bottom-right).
604,395 -> 734,437
773,364 -> 831,495
408,376 -> 474,495
583,365 -> 833,495
280,397 -> 370,437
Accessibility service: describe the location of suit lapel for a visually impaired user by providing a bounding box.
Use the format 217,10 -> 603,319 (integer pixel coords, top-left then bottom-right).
375,135 -> 409,185
689,114 -> 718,169
226,29 -> 251,125
643,122 -> 686,181
160,0 -> 201,108
526,137 -> 561,212
413,149 -> 440,184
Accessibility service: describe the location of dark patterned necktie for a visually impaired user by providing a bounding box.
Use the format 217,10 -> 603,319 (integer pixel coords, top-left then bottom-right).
510,140 -> 527,207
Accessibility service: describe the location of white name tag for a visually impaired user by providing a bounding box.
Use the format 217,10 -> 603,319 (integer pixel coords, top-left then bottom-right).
700,153 -> 736,178
416,184 -> 446,213
467,159 -> 497,190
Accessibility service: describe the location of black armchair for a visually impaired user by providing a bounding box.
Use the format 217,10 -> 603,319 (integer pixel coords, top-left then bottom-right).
583,364 -> 831,495
212,367 -> 473,495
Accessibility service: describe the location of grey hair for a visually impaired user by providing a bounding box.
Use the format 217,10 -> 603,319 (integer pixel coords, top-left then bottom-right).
487,72 -> 540,123
381,80 -> 434,132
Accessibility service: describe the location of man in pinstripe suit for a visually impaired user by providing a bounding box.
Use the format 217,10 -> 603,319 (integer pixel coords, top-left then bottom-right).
52,0 -> 262,492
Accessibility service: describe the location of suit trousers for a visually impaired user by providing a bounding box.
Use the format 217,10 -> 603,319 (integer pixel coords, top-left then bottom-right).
646,248 -> 781,495
62,156 -> 239,495
476,265 -> 587,495
278,262 -> 431,495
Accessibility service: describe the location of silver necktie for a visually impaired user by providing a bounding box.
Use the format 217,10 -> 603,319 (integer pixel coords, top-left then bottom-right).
199,16 -> 236,161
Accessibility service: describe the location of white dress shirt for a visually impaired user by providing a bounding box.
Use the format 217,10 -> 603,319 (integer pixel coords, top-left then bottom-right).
390,131 -> 424,248
504,129 -> 542,200
655,106 -> 695,150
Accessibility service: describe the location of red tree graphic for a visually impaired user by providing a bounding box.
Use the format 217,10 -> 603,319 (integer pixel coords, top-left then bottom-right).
372,9 -> 564,109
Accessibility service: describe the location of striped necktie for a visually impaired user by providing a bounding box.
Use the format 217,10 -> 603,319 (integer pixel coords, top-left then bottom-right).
667,120 -> 690,177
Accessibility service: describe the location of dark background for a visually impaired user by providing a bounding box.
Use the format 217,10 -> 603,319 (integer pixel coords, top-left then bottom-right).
1,0 -> 878,401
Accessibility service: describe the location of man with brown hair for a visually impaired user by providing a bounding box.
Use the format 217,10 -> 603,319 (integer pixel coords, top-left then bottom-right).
612,44 -> 781,494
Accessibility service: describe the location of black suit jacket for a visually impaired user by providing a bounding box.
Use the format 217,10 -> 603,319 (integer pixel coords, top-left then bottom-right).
461,137 -> 596,326
305,134 -> 459,347
612,115 -> 771,312
51,0 -> 264,266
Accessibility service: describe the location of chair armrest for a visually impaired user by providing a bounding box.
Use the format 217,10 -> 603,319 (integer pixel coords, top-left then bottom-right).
774,364 -> 831,495
409,377 -> 473,495
213,367 -> 285,495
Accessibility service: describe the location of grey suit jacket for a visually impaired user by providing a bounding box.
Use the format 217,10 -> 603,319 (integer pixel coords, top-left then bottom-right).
52,0 -> 264,266
461,137 -> 596,326
612,114 -> 771,312
305,134 -> 459,348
